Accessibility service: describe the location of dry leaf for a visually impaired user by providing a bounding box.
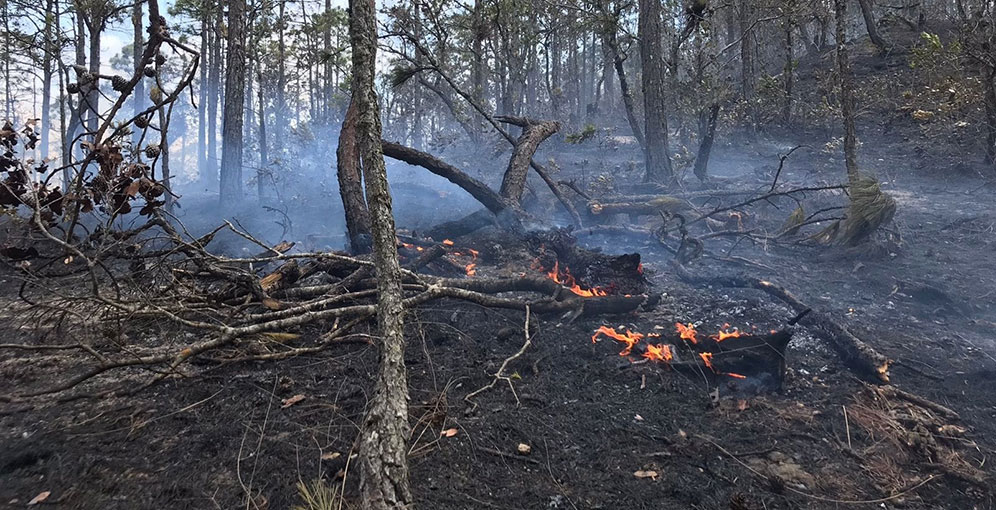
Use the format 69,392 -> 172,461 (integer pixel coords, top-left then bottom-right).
633,470 -> 658,480
634,414 -> 644,421
737,399 -> 749,411
28,491 -> 50,505
440,428 -> 458,438
281,394 -> 305,408
516,443 -> 531,455
321,452 -> 341,461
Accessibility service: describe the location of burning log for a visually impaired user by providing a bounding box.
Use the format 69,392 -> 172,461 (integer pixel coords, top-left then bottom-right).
673,262 -> 891,383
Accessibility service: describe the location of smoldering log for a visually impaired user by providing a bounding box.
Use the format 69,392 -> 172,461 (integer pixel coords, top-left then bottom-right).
673,262 -> 891,382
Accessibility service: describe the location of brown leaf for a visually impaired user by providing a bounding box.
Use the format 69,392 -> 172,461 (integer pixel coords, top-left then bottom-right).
281,394 -> 305,409
261,298 -> 283,310
28,491 -> 51,505
737,399 -> 749,412
321,452 -> 341,461
440,428 -> 458,438
633,470 -> 658,480
124,179 -> 141,198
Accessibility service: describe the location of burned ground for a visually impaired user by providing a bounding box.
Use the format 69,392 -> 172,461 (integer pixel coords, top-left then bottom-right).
3,24 -> 996,510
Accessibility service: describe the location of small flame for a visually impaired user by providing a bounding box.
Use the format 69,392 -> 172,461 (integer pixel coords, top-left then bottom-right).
675,323 -> 698,344
465,263 -> 477,276
637,263 -> 644,275
712,323 -> 744,342
725,372 -> 747,379
699,352 -> 714,370
442,239 -> 455,246
591,326 -> 644,356
643,343 -> 673,363
545,261 -> 608,297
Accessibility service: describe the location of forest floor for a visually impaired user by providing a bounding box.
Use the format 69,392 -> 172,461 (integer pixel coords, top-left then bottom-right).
3,34 -> 996,510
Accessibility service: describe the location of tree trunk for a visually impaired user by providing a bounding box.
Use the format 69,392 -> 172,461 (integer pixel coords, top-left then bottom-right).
257,70 -> 269,202
835,0 -> 860,185
349,0 -> 414,505
738,0 -> 757,133
336,97 -> 371,253
498,118 -> 560,203
85,16 -> 102,136
693,103 -> 720,181
471,0 -> 485,141
783,17 -> 794,124
206,4 -> 222,190
198,0 -> 208,180
638,0 -> 673,183
132,0 -> 144,150
40,0 -> 55,161
219,0 -> 247,206
604,30 -> 645,149
985,68 -> 996,170
275,0 -> 287,155
856,0 -> 888,53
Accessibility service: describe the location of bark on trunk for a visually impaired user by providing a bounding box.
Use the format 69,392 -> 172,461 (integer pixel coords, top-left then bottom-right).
984,69 -> 996,170
857,0 -> 888,53
132,0 -> 144,149
197,1 -> 208,179
350,0 -> 414,504
638,0 -> 673,183
497,117 -> 560,203
337,97 -> 372,253
604,31 -> 645,149
40,0 -> 55,161
206,5 -> 221,189
835,0 -> 860,185
738,0 -> 757,133
220,0 -> 247,206
693,103 -> 720,181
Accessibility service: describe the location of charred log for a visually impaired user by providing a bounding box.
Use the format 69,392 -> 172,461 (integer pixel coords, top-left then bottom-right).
674,262 -> 891,382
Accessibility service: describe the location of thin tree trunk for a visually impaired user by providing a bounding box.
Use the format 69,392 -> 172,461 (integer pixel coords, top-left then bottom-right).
738,0 -> 757,133
350,0 -> 414,504
85,16 -> 102,136
856,0 -> 888,53
275,0 -> 287,154
133,0 -> 144,150
984,68 -> 996,170
198,0 -> 208,179
693,103 -> 720,181
835,0 -> 860,184
258,70 -> 268,202
337,97 -> 371,253
604,30 -> 645,149
219,0 -> 246,205
639,0 -> 673,183
783,17 -> 794,124
41,0 -> 56,161
206,4 -> 222,190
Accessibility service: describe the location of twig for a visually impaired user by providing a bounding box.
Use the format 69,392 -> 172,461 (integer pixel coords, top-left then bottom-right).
464,306 -> 535,409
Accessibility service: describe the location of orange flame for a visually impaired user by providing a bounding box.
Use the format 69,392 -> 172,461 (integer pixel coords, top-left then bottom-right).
591,326 -> 644,356
637,263 -> 644,275
712,323 -> 745,342
724,372 -> 747,379
545,261 -> 608,297
442,239 -> 455,246
675,323 -> 698,344
465,263 -> 477,276
643,343 -> 673,363
699,352 -> 714,370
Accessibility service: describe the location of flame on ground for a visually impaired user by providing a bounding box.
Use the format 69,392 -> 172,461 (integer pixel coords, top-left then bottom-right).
675,322 -> 698,343
712,323 -> 745,342
442,239 -> 455,246
698,352 -> 714,370
643,343 -> 673,363
591,325 -> 644,356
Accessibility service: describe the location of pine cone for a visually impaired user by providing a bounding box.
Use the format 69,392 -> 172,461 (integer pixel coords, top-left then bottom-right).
144,144 -> 161,158
155,54 -> 166,66
134,116 -> 149,129
111,75 -> 128,92
78,72 -> 95,86
143,66 -> 156,78
67,82 -> 80,94
71,64 -> 87,75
